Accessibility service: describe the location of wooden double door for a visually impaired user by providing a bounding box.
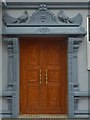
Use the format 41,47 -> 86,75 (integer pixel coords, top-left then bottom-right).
20,37 -> 67,115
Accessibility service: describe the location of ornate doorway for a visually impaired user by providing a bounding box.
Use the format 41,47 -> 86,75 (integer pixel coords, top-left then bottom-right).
2,2 -> 86,118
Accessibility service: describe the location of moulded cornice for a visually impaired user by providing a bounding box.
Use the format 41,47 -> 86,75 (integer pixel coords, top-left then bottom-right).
2,2 -> 89,9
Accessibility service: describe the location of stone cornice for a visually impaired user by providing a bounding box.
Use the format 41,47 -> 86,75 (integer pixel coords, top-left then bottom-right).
2,2 -> 89,9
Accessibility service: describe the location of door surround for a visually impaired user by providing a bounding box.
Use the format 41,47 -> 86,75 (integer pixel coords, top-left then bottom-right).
3,36 -> 84,118
2,2 -> 86,118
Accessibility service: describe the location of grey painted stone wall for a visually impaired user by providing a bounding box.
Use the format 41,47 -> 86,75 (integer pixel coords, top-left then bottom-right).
0,37 -> 2,118
0,1 -> 2,118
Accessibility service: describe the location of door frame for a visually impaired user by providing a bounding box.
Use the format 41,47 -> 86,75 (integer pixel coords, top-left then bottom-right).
3,36 -> 83,118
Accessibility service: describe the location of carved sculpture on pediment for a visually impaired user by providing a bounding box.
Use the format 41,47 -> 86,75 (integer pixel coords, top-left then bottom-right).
3,3 -> 83,26
58,10 -> 82,25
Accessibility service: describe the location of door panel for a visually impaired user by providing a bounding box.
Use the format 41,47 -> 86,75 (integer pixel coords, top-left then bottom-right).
20,37 -> 67,114
45,38 -> 67,113
27,85 -> 40,113
47,69 -> 62,82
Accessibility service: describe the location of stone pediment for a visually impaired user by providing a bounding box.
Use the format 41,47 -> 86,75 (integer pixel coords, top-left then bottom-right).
3,3 -> 83,26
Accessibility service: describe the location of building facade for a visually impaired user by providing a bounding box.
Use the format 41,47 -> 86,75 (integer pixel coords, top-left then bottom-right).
0,0 -> 90,118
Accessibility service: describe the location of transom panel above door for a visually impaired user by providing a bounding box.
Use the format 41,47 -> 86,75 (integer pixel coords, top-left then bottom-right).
20,37 -> 68,115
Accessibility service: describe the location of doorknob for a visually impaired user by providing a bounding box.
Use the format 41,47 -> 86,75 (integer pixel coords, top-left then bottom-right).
45,70 -> 48,85
39,70 -> 42,84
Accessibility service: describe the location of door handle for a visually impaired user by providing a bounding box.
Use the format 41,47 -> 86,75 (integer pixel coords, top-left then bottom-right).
39,70 -> 42,84
45,70 -> 48,85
